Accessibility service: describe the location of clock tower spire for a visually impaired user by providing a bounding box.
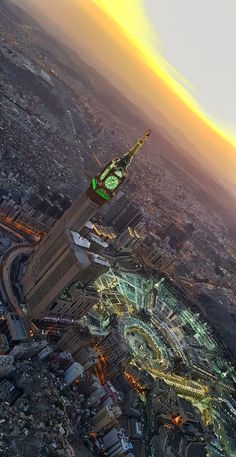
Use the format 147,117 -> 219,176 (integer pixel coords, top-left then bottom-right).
88,129 -> 151,204
117,129 -> 151,170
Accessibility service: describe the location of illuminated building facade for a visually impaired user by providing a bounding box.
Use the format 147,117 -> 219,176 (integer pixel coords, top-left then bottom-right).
80,221 -> 117,242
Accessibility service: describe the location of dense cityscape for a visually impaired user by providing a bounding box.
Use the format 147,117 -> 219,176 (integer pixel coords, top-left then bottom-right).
0,1 -> 236,457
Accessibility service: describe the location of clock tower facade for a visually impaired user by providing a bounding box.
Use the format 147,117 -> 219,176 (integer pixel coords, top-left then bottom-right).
22,130 -> 151,299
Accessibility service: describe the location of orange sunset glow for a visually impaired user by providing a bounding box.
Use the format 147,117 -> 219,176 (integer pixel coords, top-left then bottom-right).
24,0 -> 236,198
93,0 -> 236,147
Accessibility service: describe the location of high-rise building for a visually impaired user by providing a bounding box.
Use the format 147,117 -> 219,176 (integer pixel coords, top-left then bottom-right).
23,229 -> 109,320
45,286 -> 99,321
116,226 -> 145,252
91,404 -> 122,433
103,192 -> 144,234
74,346 -> 97,371
38,345 -> 54,360
57,326 -> 82,353
88,385 -> 107,407
64,362 -> 84,385
91,222 -> 117,242
22,131 -> 151,320
57,327 -> 97,370
5,313 -> 28,340
0,313 -> 28,351
103,428 -> 134,457
103,428 -> 121,450
103,191 -> 129,225
99,330 -> 129,365
0,379 -> 22,404
22,131 -> 151,296
87,233 -> 109,254
138,235 -> 175,273
113,203 -> 143,233
102,428 -> 133,457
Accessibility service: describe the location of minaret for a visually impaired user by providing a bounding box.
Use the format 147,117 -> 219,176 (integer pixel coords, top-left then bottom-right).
22,131 -> 151,298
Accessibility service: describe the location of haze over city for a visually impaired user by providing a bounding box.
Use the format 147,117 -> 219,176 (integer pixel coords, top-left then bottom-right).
17,0 -> 236,199
1,1 -> 236,456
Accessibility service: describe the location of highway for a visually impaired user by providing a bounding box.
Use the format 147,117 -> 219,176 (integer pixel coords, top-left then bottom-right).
0,213 -> 45,242
0,243 -> 34,310
0,222 -> 24,241
0,243 -> 39,335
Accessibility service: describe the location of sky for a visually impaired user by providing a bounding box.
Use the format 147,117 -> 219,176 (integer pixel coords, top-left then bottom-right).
93,0 -> 236,146
145,0 -> 236,140
21,0 -> 236,198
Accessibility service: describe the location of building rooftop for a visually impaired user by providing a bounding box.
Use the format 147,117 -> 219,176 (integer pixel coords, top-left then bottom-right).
84,220 -> 94,230
90,252 -> 110,267
6,313 -> 28,341
71,230 -> 90,249
90,233 -> 109,248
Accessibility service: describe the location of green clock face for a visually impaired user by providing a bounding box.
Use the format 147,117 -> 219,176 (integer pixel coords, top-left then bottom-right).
104,175 -> 119,190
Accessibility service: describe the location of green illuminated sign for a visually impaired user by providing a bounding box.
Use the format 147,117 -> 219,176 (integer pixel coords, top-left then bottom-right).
91,177 -> 97,189
95,188 -> 111,201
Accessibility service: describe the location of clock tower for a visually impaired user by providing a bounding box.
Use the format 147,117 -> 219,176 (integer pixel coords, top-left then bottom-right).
86,129 -> 151,205
22,130 -> 151,299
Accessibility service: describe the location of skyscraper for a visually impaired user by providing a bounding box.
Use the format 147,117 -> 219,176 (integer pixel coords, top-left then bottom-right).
64,362 -> 84,386
91,404 -> 122,433
25,229 -> 109,320
103,192 -> 143,233
22,131 -> 151,319
57,327 -> 97,370
116,226 -> 145,252
113,203 -> 143,233
103,191 -> 129,225
102,428 -> 133,457
99,330 -> 130,365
